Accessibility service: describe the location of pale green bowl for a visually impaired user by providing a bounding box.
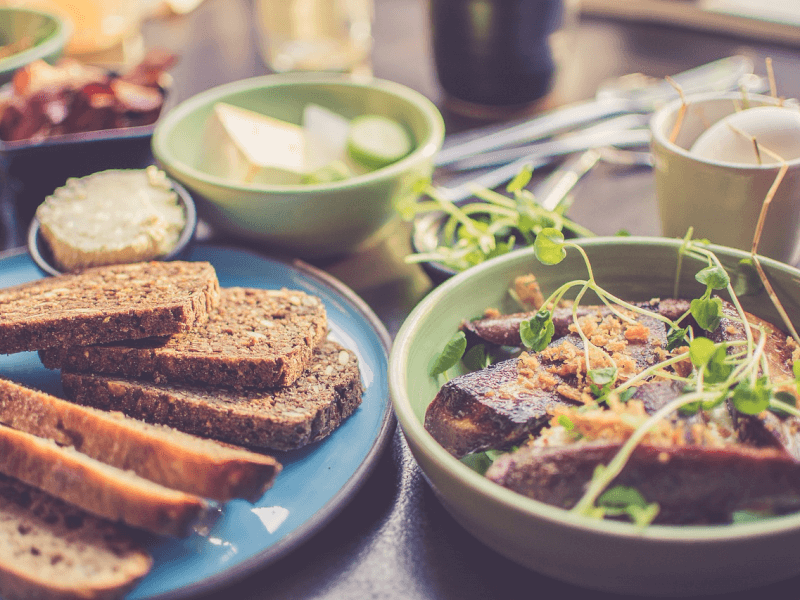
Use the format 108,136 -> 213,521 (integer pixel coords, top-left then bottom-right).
152,73 -> 444,259
390,236 -> 800,596
0,6 -> 71,85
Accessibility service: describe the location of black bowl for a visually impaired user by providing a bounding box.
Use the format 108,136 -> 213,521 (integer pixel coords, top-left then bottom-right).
410,208 -> 585,286
27,176 -> 197,277
410,210 -> 460,285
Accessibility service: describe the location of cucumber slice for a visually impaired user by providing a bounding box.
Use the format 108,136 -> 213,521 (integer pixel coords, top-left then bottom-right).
346,115 -> 413,170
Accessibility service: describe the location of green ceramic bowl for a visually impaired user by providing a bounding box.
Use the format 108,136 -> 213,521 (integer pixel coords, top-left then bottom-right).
152,73 -> 444,259
0,6 -> 71,85
390,236 -> 800,596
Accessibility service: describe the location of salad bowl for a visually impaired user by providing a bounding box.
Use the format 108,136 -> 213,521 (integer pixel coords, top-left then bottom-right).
389,236 -> 800,596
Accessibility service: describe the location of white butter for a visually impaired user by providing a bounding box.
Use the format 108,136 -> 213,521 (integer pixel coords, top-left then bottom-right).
199,102 -> 306,185
36,167 -> 186,272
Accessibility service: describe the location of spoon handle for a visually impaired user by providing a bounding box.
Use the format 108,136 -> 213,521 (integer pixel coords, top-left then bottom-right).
436,55 -> 758,168
435,97 -> 632,167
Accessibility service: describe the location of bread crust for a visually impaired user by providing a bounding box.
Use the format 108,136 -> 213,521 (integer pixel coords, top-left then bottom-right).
61,340 -> 364,451
0,474 -> 152,600
0,378 -> 281,502
0,261 -> 220,354
40,287 -> 327,389
0,425 -> 209,537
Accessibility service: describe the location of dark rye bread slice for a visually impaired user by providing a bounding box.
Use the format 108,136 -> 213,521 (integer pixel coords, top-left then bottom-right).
0,474 -> 151,600
0,261 -> 220,354
40,287 -> 327,389
0,424 -> 209,538
0,378 -> 281,503
61,340 -> 364,451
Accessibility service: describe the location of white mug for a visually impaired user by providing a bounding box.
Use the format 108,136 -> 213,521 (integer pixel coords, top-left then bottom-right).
650,92 -> 800,265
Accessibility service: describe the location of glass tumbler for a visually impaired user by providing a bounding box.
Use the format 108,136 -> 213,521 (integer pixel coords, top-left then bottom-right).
255,0 -> 374,73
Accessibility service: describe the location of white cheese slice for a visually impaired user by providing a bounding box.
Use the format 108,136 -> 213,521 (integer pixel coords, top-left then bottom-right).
199,102 -> 306,185
36,167 -> 186,272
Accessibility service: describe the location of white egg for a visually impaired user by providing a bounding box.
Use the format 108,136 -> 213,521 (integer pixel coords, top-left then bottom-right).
690,105 -> 800,165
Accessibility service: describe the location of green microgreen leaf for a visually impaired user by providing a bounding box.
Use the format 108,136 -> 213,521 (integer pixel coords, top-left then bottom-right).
596,485 -> 660,527
703,344 -> 732,385
690,296 -> 724,331
460,451 -> 494,475
769,391 -> 797,417
689,338 -> 731,386
589,367 -> 617,386
689,337 -> 717,368
733,258 -> 764,297
429,331 -> 467,377
520,310 -> 555,352
557,415 -> 575,430
731,378 -> 771,415
678,401 -> 701,416
732,509 -> 775,523
462,344 -> 489,372
695,266 -> 730,290
666,326 -> 690,351
533,228 -> 566,265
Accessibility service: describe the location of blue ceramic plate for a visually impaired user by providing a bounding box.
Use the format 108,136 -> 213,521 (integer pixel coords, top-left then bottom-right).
0,244 -> 393,599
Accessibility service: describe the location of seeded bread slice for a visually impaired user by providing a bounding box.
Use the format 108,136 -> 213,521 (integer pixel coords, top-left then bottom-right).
0,261 -> 220,354
0,424 -> 209,538
40,287 -> 327,389
0,378 -> 281,503
61,340 -> 364,451
0,473 -> 152,600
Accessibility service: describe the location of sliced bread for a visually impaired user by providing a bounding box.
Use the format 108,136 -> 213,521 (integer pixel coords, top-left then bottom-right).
0,377 -> 281,503
0,473 -> 152,600
40,287 -> 327,389
61,340 -> 364,451
0,261 -> 220,354
0,424 -> 209,537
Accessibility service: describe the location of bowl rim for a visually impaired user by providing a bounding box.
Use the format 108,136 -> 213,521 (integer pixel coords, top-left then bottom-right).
151,71 -> 446,193
390,235 -> 800,542
27,170 -> 198,276
0,6 -> 72,78
649,91 -> 800,170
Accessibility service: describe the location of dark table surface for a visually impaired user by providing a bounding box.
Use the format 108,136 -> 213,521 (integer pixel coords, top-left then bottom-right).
13,0 -> 800,597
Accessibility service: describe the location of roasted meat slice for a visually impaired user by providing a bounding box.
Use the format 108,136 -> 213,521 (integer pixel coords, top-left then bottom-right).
462,299 -> 690,349
425,343 -> 580,458
485,441 -> 800,524
707,299 -> 795,380
426,305 -> 672,457
708,300 -> 800,459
